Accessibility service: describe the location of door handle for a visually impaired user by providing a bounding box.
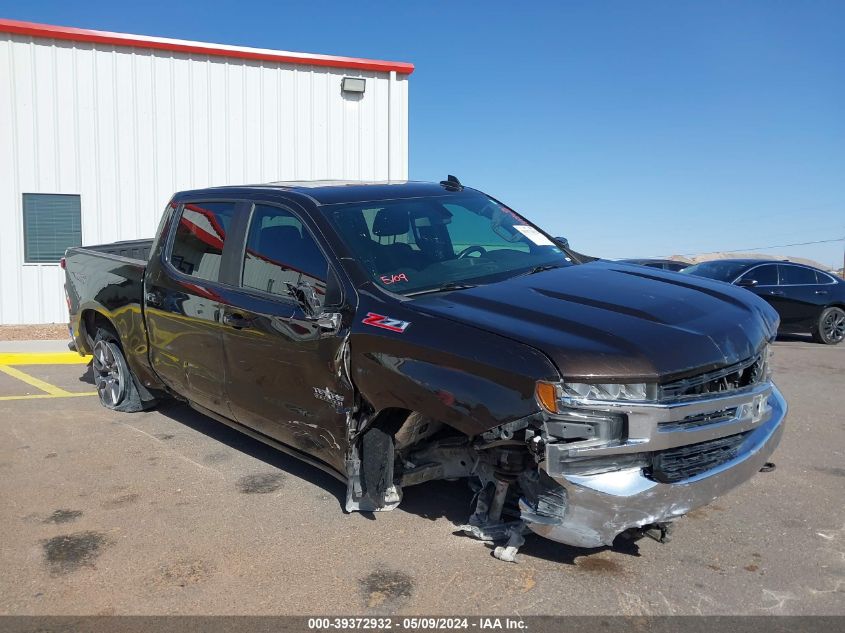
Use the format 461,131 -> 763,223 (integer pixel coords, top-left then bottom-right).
815,290 -> 829,295
223,313 -> 252,329
769,290 -> 785,296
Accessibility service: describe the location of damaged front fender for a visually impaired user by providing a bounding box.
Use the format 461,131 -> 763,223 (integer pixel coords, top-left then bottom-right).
350,301 -> 559,437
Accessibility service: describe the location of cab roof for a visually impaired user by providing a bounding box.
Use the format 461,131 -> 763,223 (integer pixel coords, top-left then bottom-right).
185,180 -> 467,206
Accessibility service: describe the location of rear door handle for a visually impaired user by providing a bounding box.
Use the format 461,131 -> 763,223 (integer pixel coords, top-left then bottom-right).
815,290 -> 829,295
223,313 -> 252,329
769,290 -> 785,296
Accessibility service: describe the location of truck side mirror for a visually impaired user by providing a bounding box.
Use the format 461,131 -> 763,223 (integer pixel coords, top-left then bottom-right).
285,281 -> 322,317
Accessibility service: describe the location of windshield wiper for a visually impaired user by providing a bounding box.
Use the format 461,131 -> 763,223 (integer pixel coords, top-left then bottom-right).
520,263 -> 565,276
406,281 -> 478,297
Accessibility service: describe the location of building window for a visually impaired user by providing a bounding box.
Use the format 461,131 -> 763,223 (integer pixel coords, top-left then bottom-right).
22,194 -> 82,263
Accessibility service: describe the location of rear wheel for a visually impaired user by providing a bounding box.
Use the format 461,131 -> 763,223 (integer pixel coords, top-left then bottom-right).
812,307 -> 845,345
92,329 -> 145,411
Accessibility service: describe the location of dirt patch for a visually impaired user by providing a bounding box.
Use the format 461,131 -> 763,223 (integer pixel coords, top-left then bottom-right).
744,564 -> 759,572
360,569 -> 414,608
686,503 -> 726,520
203,451 -> 231,464
814,466 -> 845,478
0,324 -> 69,340
154,434 -> 175,441
576,556 -> 624,574
44,509 -> 83,524
43,531 -> 109,573
155,558 -> 214,587
102,493 -> 140,508
237,473 -> 285,494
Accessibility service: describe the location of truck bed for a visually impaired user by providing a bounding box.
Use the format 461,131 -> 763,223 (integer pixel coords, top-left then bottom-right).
72,238 -> 154,263
64,239 -> 159,391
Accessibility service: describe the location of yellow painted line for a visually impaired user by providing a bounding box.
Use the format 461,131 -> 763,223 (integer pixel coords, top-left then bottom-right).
0,352 -> 91,365
0,364 -> 76,396
0,392 -> 97,401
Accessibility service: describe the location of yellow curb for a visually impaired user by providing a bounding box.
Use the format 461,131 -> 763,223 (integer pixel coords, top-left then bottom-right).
0,352 -> 91,365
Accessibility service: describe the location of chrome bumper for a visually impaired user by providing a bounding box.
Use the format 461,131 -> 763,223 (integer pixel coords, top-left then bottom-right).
520,383 -> 787,548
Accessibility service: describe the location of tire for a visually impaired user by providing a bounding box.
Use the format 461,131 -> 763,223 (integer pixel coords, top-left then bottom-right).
360,426 -> 395,509
91,328 -> 145,412
811,306 -> 845,345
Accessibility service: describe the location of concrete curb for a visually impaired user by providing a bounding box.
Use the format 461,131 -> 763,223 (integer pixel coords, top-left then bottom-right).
0,339 -> 75,354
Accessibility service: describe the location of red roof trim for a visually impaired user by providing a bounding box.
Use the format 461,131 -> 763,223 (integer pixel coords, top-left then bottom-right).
0,18 -> 414,75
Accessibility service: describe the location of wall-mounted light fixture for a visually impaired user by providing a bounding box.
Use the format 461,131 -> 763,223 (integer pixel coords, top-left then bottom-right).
341,77 -> 366,94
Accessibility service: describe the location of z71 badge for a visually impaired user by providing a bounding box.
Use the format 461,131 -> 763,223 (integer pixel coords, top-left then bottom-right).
362,312 -> 411,333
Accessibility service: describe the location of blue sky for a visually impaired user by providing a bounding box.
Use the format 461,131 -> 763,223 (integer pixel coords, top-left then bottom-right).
4,0 -> 844,267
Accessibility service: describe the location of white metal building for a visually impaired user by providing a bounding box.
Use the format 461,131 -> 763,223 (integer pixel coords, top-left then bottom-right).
0,18 -> 412,324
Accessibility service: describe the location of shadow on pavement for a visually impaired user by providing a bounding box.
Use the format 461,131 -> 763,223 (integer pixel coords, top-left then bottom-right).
78,362 -> 95,385
130,398 -> 635,566
154,401 -> 347,507
776,333 -> 816,344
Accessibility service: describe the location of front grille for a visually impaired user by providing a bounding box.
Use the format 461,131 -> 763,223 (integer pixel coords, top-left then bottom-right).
648,431 -> 750,483
658,407 -> 738,431
658,351 -> 768,401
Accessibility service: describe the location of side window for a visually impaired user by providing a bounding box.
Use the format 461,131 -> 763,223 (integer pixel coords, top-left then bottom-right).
814,270 -> 834,284
242,204 -> 328,299
169,202 -> 237,282
778,265 -> 817,286
741,264 -> 778,286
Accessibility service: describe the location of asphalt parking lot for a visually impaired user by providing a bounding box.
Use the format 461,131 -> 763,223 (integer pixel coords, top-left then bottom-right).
0,338 -> 843,616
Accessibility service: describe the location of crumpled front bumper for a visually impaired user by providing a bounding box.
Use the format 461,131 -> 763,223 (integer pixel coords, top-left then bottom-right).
520,384 -> 787,548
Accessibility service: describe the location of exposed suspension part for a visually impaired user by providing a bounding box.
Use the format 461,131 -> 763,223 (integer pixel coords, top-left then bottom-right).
459,445 -> 531,562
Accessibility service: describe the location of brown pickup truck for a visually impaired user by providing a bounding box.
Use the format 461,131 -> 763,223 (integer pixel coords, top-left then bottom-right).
65,178 -> 786,561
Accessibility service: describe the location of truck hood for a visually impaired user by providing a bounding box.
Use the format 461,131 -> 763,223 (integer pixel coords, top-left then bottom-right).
410,261 -> 780,382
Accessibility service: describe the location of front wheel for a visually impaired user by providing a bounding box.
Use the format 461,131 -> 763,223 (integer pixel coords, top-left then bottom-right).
92,330 -> 145,411
812,306 -> 845,345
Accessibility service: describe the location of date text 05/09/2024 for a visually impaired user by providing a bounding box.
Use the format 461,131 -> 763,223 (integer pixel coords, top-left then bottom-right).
307,617 -> 527,630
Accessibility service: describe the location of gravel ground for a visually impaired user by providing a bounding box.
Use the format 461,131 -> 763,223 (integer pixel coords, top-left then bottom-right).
0,324 -> 69,341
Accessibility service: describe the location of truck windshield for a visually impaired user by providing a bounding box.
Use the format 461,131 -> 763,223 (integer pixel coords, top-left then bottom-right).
323,192 -> 572,295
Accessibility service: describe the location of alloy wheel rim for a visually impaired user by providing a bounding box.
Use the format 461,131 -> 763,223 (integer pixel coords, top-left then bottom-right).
92,340 -> 126,406
822,310 -> 845,343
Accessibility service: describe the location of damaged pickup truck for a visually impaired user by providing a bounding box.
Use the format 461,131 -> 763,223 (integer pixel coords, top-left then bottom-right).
65,177 -> 786,561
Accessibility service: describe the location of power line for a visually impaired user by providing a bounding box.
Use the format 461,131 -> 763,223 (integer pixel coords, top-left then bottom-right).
658,236 -> 845,258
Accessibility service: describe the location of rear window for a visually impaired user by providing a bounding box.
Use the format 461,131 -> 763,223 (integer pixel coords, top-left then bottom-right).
169,202 -> 237,282
815,270 -> 836,284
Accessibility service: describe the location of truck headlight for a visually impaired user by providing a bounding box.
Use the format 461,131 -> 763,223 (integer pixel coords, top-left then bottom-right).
536,382 -> 639,474
536,380 -> 656,412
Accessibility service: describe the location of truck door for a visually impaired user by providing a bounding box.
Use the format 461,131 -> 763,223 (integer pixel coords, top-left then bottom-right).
144,200 -> 241,417
218,201 -> 353,474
